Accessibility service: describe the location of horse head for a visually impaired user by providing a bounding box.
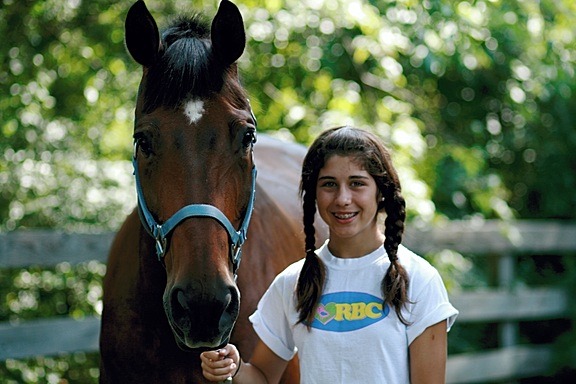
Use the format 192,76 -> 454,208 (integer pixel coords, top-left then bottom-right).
125,0 -> 256,350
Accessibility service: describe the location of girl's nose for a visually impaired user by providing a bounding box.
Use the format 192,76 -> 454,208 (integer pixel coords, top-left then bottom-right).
335,187 -> 352,206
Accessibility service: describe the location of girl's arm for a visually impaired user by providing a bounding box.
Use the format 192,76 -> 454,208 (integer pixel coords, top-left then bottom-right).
409,320 -> 448,384
201,340 -> 289,384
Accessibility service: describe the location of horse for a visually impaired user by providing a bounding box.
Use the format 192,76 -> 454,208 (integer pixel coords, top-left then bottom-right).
100,1 -> 322,382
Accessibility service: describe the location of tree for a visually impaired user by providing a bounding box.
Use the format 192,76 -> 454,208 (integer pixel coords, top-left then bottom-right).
2,0 -> 575,231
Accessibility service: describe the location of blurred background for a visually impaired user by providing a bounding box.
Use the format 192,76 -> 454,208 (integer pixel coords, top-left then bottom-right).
1,0 -> 575,382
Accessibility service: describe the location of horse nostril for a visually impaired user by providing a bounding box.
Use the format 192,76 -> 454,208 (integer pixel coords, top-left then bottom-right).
176,290 -> 190,312
169,288 -> 190,325
220,288 -> 240,328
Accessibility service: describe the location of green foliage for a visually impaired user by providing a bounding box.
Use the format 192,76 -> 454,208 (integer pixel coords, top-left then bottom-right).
0,263 -> 104,383
0,262 -> 105,322
237,0 -> 576,221
1,353 -> 100,384
1,0 -> 138,231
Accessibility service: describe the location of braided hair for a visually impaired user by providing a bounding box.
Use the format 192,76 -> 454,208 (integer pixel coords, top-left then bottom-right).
296,126 -> 410,327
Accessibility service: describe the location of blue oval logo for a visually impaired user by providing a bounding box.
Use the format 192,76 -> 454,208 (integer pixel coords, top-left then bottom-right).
310,291 -> 389,332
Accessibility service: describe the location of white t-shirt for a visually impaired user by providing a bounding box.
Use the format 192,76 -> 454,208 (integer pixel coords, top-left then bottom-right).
249,242 -> 458,383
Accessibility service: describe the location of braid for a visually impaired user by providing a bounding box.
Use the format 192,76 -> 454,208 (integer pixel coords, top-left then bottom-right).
381,186 -> 410,325
302,188 -> 318,258
295,188 -> 326,328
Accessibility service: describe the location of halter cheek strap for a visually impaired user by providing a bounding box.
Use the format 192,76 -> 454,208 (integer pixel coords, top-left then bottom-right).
132,145 -> 257,275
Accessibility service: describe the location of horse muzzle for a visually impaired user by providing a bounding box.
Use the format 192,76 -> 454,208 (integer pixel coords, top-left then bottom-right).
163,279 -> 240,350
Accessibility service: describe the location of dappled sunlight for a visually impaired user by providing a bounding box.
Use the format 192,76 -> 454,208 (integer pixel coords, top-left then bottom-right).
4,157 -> 134,231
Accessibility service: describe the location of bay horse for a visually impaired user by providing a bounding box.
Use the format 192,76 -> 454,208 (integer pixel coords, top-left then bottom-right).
100,1 -> 320,382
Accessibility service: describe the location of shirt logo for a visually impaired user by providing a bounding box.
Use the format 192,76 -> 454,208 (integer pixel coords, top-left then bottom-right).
311,291 -> 389,332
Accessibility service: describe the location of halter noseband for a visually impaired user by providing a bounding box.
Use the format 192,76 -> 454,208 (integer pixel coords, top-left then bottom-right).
132,110 -> 258,275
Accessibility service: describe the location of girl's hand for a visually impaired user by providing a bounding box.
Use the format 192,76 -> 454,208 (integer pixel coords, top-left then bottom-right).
200,344 -> 240,382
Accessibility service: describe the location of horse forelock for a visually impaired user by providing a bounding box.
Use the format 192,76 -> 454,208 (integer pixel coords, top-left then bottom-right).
141,15 -> 225,113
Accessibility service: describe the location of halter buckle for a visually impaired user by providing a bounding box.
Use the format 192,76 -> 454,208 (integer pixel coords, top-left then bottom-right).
153,225 -> 167,261
232,245 -> 243,274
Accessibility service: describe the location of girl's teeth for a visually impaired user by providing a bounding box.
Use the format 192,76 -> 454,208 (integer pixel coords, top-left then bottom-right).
335,213 -> 355,219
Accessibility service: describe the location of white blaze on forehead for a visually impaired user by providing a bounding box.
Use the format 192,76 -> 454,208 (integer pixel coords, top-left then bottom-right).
183,99 -> 205,124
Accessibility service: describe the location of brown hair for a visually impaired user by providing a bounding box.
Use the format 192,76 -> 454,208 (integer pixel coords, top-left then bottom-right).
296,126 -> 410,327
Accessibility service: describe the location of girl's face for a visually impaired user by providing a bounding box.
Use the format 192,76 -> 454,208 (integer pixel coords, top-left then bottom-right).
316,155 -> 384,257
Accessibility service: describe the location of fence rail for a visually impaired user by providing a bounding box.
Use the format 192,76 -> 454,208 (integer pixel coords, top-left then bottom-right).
2,220 -> 575,383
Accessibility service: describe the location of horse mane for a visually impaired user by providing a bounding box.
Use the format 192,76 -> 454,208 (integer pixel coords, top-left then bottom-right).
141,14 -> 238,113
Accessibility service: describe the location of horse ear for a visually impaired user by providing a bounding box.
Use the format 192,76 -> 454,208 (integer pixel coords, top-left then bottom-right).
125,0 -> 161,67
211,0 -> 246,67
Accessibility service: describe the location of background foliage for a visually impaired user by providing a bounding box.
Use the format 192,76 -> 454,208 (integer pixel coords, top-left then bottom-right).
1,0 -> 575,382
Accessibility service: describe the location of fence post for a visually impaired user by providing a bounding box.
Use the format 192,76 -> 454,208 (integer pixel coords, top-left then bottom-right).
498,251 -> 519,384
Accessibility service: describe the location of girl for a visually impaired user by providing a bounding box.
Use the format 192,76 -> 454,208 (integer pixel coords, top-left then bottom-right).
201,126 -> 458,383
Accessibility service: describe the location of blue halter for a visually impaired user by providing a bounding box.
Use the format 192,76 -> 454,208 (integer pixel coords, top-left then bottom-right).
132,139 -> 257,275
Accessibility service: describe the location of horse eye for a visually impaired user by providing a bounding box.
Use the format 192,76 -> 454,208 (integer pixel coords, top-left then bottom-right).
242,129 -> 256,148
135,135 -> 154,157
